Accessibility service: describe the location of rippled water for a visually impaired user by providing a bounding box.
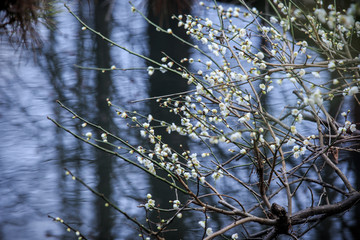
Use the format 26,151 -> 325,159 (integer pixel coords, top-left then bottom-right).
1,1 -> 359,239
0,1 -> 150,239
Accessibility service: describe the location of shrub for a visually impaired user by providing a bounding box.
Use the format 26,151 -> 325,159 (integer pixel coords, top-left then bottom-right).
49,0 -> 360,239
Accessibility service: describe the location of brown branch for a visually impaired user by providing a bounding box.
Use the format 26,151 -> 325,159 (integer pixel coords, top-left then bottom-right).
291,192 -> 360,225
204,217 -> 276,240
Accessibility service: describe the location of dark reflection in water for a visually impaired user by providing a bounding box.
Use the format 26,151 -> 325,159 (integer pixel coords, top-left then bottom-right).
146,1 -> 191,239
0,0 -> 359,239
0,0 -> 148,239
93,0 -> 114,239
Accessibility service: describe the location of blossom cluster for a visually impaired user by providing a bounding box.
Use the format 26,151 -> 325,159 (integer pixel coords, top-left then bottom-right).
115,0 -> 360,216
61,0 -> 360,238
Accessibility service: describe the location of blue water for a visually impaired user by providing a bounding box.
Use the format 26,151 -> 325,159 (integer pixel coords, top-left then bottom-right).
0,1 -> 359,239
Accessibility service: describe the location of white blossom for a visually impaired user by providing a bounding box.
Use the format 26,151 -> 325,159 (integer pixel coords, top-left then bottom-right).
201,37 -> 208,44
230,132 -> 242,141
270,16 -> 278,24
299,69 -> 306,77
256,51 -> 264,59
310,88 -> 323,106
147,66 -> 155,75
173,200 -> 180,209
350,124 -> 357,132
338,127 -> 346,134
205,18 -> 213,27
232,233 -> 239,239
314,8 -> 327,23
312,72 -> 320,78
291,109 -> 299,116
259,83 -> 266,90
145,199 -> 155,209
349,86 -> 359,96
328,60 -> 336,72
212,170 -> 224,181
85,132 -> 92,139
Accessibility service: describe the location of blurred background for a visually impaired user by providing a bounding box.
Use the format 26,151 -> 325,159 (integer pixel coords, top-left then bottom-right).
0,0 -> 359,239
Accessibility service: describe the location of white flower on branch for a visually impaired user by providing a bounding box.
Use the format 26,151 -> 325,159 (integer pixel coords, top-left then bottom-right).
239,28 -> 246,37
292,145 -> 306,159
173,200 -> 180,209
291,109 -> 299,116
145,198 -> 155,210
349,86 -> 359,96
230,132 -> 242,141
314,8 -> 327,23
205,18 -> 212,27
232,233 -> 239,239
101,133 -> 107,142
296,113 -> 303,123
256,51 -> 264,59
270,16 -> 278,24
85,132 -> 92,140
311,72 -> 320,78
198,220 -> 205,228
350,124 -> 357,132
55,2 -> 360,238
338,127 -> 346,134
212,170 -> 224,181
147,66 -> 154,75
305,88 -> 323,106
328,60 -> 336,72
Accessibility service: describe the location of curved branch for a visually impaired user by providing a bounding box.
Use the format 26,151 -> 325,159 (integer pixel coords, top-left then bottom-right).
291,192 -> 360,225
204,217 -> 276,240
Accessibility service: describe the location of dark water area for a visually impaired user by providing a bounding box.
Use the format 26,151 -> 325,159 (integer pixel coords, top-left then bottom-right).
1,1 -> 360,239
0,1 -> 150,239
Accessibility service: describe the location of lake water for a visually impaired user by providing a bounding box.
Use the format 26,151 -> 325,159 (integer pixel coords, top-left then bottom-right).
0,1 -> 359,239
